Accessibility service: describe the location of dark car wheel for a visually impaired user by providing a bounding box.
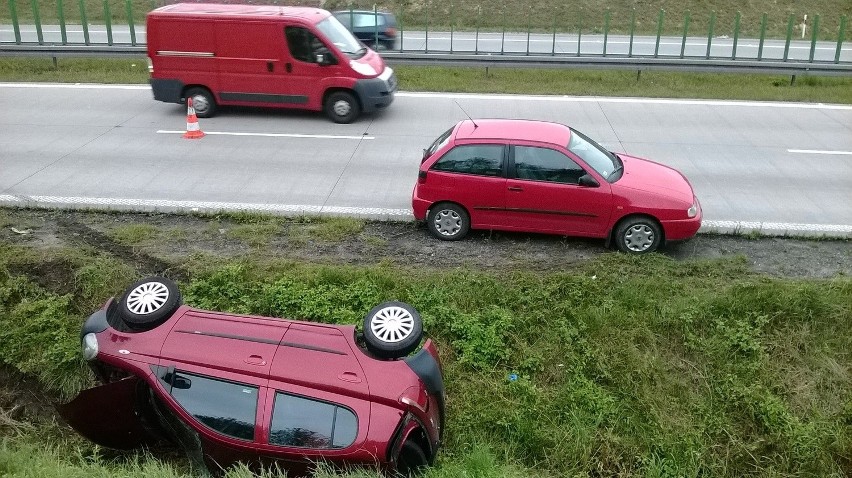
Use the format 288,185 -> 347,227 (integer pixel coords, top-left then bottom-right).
396,440 -> 428,476
118,277 -> 182,331
615,216 -> 662,254
324,91 -> 360,124
363,302 -> 423,359
185,87 -> 216,118
381,40 -> 396,51
426,203 -> 470,241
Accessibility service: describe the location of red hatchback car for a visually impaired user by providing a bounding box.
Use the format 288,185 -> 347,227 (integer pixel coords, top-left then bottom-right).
59,277 -> 444,476
412,119 -> 702,254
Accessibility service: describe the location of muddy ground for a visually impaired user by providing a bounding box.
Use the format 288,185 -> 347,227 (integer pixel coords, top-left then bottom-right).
1,208 -> 849,279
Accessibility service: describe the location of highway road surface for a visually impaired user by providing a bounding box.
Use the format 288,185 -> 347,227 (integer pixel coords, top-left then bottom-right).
0,83 -> 851,237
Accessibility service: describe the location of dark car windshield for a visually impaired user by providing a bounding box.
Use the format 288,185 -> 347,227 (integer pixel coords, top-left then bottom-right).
567,128 -> 623,182
316,16 -> 366,58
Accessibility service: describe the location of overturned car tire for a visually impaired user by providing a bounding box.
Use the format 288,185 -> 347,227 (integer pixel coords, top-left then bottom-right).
118,277 -> 182,331
363,302 -> 424,359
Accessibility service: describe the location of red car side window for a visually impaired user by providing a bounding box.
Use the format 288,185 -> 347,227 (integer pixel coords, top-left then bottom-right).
432,144 -> 503,177
269,392 -> 358,449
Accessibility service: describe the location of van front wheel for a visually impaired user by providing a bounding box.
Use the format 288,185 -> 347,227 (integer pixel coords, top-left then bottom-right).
185,87 -> 216,118
325,91 -> 360,124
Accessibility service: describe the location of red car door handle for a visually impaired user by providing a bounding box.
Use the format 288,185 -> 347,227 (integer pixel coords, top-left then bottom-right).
508,186 -> 523,192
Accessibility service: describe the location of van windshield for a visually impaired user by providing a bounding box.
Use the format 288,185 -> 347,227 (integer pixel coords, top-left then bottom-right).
316,16 -> 366,59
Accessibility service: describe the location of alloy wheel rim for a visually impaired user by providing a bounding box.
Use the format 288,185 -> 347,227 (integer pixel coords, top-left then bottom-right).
624,224 -> 654,252
370,306 -> 415,343
434,210 -> 461,236
126,282 -> 170,315
333,100 -> 351,117
192,95 -> 209,115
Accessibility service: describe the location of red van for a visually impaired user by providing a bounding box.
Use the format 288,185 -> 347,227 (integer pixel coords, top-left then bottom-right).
146,4 -> 398,123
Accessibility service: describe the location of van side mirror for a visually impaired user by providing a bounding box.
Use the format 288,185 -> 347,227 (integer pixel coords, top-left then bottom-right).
578,174 -> 599,188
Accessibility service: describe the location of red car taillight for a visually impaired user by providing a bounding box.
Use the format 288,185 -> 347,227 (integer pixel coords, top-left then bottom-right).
385,27 -> 397,37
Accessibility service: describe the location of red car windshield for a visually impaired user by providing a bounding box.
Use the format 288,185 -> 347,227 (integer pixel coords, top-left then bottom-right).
568,128 -> 623,182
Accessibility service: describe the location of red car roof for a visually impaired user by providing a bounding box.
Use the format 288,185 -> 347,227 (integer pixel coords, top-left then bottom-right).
454,119 -> 572,146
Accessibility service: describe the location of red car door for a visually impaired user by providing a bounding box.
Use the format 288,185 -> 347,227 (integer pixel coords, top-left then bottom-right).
505,144 -> 613,237
423,143 -> 507,229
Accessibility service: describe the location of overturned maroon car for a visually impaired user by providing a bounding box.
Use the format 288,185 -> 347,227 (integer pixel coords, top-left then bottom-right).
59,277 -> 445,476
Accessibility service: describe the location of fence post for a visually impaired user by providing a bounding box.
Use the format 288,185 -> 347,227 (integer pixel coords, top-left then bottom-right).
551,16 -> 556,56
79,0 -> 90,45
9,0 -> 21,44
603,9 -> 610,56
58,0 -> 67,44
706,11 -> 715,58
398,4 -> 404,51
730,11 -> 741,59
425,1 -> 429,54
808,14 -> 819,62
757,13 -> 767,60
450,3 -> 454,54
104,0 -> 113,46
526,5 -> 531,56
373,4 -> 379,50
628,8 -> 635,57
836,16 -> 848,63
576,11 -> 583,56
126,0 -> 136,46
783,14 -> 794,61
654,9 -> 664,58
680,10 -> 690,58
501,7 -> 506,55
30,0 -> 43,44
475,6 -> 480,54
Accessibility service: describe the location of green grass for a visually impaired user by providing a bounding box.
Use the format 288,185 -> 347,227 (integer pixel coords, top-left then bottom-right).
1,236 -> 850,477
2,0 -> 850,39
2,57 -> 851,104
109,224 -> 159,246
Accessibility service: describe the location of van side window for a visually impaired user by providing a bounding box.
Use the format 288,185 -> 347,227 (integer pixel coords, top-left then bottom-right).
285,26 -> 325,63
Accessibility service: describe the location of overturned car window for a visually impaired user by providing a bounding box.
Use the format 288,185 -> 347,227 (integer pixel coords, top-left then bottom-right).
269,392 -> 357,449
161,370 -> 258,441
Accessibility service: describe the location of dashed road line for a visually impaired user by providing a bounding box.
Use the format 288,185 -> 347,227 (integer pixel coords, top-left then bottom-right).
787,149 -> 852,155
156,130 -> 375,140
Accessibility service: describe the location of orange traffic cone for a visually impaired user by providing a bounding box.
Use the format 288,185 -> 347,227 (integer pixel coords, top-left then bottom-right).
183,98 -> 205,139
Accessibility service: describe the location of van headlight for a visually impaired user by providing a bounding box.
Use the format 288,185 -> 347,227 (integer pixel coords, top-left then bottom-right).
82,333 -> 99,361
687,203 -> 698,218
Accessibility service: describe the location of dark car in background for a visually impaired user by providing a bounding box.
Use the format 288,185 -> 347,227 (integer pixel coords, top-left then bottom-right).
58,277 -> 444,476
333,10 -> 398,50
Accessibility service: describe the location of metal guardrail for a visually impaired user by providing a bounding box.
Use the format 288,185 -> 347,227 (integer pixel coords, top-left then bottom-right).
2,43 -> 850,77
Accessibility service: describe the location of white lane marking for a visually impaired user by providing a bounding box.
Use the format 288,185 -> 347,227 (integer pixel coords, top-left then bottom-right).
702,220 -> 852,234
2,83 -> 851,110
0,195 -> 849,235
787,149 -> 852,155
0,195 -> 410,218
156,130 -> 375,140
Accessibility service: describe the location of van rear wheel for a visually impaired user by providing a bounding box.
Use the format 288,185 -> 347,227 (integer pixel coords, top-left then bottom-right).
325,91 -> 360,124
185,87 -> 216,118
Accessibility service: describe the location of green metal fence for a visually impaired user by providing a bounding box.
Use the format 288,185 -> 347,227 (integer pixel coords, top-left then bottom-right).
1,1 -> 850,64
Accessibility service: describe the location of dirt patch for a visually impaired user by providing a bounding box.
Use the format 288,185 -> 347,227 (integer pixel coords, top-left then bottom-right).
0,208 -> 849,279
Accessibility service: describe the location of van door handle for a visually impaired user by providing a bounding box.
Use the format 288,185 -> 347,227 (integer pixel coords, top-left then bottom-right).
508,186 -> 523,192
267,61 -> 274,72
285,62 -> 292,73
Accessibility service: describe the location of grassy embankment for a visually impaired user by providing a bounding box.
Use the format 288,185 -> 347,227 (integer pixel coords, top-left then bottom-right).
0,212 -> 850,478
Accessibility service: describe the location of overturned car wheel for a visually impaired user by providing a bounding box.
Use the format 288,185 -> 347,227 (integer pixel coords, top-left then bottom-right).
118,277 -> 182,331
363,302 -> 423,359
